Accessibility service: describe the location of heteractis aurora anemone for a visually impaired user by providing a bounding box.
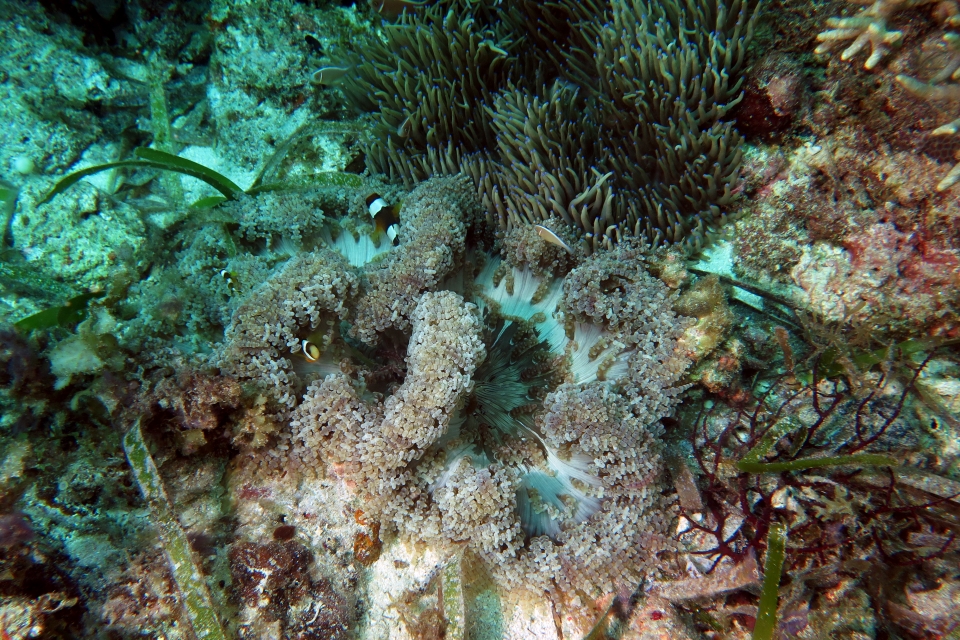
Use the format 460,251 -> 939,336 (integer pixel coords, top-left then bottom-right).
213,176 -> 696,598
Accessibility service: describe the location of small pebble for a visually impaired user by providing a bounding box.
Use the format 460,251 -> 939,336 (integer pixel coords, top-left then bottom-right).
13,156 -> 35,175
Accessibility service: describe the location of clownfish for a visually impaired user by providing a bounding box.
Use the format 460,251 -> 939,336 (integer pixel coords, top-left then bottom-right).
291,338 -> 339,379
219,269 -> 240,295
366,193 -> 401,246
301,339 -> 323,362
292,329 -> 343,379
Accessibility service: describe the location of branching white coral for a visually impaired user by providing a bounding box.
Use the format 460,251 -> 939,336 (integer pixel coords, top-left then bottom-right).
929,32 -> 960,82
816,0 -> 960,188
896,38 -> 960,190
815,0 -> 958,69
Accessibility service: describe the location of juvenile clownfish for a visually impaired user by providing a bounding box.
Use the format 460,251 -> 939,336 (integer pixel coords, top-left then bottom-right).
534,224 -> 574,255
219,269 -> 240,295
366,193 -> 401,246
301,339 -> 323,362
291,335 -> 342,379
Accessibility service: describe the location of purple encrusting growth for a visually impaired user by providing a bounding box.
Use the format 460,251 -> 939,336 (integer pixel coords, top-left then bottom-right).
0,513 -> 34,548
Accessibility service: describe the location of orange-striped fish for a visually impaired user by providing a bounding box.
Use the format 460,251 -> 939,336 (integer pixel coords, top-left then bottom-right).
366,193 -> 401,246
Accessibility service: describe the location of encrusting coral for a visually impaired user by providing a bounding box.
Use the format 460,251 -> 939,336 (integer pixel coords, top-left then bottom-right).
332,0 -> 759,251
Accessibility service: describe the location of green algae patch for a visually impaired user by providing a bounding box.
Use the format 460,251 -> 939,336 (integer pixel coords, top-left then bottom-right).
189,195 -> 229,209
798,337 -> 960,384
753,522 -> 787,640
0,252 -> 77,301
0,179 -> 16,247
123,420 -> 227,640
248,171 -> 364,194
441,554 -> 465,640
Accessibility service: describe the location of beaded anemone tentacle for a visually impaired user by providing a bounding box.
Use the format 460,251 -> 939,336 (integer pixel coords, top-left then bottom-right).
284,213 -> 693,597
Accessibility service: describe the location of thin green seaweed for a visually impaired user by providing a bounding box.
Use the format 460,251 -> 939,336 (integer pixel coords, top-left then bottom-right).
123,420 -> 227,640
247,171 -> 364,194
807,336 -> 960,381
40,160 -> 154,205
134,147 -> 244,198
736,414 -> 897,473
0,179 -> 17,247
40,147 -> 243,205
248,122 -> 309,191
738,453 -> 897,473
753,522 -> 787,640
581,597 -> 616,640
41,146 -> 363,206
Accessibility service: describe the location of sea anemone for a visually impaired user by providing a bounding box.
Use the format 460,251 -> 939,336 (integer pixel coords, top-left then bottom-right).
331,0 -> 759,250
465,319 -> 551,441
286,229 -> 690,601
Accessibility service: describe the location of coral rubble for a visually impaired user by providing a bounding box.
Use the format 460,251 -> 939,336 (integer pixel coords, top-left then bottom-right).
815,0 -> 960,192
815,0 -> 920,69
896,41 -> 960,189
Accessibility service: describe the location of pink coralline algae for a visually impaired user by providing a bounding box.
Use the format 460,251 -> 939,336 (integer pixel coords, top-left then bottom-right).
792,222 -> 960,338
